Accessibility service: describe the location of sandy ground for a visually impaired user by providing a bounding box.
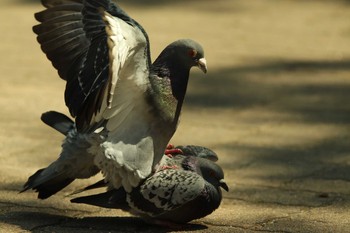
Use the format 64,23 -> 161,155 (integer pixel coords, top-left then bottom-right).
1,0 -> 350,232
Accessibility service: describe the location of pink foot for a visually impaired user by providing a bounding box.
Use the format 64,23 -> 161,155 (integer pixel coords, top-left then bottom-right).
165,144 -> 183,156
165,148 -> 183,156
159,165 -> 179,170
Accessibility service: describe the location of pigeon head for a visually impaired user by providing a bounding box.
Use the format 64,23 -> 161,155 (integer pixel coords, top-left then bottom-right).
167,39 -> 207,73
153,39 -> 207,76
197,158 -> 229,192
151,39 -> 207,103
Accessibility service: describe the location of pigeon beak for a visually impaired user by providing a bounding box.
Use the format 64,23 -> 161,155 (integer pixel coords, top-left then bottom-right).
197,58 -> 207,74
219,179 -> 229,192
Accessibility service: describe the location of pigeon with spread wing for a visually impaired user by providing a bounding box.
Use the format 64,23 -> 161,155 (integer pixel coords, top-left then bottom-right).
22,0 -> 207,197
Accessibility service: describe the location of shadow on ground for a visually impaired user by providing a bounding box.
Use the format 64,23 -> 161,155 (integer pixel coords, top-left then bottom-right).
1,211 -> 207,232
187,59 -> 350,122
220,136 -> 350,206
19,0 -> 213,5
186,58 -> 350,207
18,0 -> 350,4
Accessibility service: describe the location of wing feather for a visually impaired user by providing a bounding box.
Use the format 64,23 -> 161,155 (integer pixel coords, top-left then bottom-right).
34,0 -> 151,130
87,9 -> 150,129
35,0 -> 156,191
74,1 -> 150,131
128,169 -> 205,215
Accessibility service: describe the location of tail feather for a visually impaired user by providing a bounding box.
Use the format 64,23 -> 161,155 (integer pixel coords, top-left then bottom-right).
21,168 -> 74,199
41,111 -> 74,135
21,111 -> 98,199
21,168 -> 45,193
21,111 -> 76,199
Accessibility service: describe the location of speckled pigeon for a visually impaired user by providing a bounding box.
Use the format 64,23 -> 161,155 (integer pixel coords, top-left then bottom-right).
71,149 -> 228,224
22,0 -> 207,196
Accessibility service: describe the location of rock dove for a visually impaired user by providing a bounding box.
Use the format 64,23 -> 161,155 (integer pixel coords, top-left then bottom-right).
71,149 -> 229,224
23,0 -> 207,195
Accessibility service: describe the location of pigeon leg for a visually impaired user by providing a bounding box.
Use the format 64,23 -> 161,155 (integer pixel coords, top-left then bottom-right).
164,144 -> 183,157
165,149 -> 183,157
165,144 -> 177,157
159,165 -> 179,170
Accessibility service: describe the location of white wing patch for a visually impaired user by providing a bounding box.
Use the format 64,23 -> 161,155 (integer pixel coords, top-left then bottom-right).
92,10 -> 155,192
101,11 -> 149,111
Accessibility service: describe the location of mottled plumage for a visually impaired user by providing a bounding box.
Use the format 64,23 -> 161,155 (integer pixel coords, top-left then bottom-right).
71,149 -> 228,224
22,0 -> 207,197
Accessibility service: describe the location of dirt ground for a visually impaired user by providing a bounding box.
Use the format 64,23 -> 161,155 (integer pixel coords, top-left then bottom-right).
1,0 -> 350,232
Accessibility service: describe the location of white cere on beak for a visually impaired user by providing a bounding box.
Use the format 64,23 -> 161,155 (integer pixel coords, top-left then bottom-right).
197,58 -> 207,73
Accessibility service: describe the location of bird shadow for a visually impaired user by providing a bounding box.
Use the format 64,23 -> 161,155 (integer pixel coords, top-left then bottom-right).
19,0 -> 212,5
1,211 -> 207,232
17,0 -> 350,6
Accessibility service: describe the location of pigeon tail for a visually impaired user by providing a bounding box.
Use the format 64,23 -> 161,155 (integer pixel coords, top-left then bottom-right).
21,168 -> 75,199
21,111 -> 100,199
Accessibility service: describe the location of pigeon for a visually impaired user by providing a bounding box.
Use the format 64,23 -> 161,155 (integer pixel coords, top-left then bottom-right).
22,0 -> 207,196
71,149 -> 229,224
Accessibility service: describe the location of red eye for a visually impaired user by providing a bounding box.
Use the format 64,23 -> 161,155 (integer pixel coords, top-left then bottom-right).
189,49 -> 197,58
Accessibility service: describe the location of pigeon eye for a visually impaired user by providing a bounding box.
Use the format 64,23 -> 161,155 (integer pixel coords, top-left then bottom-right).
188,49 -> 197,58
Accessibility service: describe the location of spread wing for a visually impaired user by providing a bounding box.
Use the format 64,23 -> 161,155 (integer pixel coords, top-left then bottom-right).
34,0 -> 151,132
